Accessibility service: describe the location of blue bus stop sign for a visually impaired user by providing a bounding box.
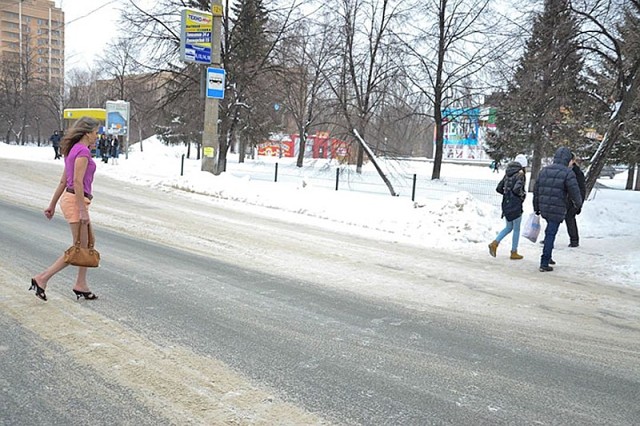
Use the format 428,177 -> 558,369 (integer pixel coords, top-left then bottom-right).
206,68 -> 225,99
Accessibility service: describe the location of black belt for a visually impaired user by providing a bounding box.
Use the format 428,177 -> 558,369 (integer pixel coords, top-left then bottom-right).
66,187 -> 93,200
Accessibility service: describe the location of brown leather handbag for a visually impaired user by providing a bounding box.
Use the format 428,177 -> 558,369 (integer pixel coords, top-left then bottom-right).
64,223 -> 100,267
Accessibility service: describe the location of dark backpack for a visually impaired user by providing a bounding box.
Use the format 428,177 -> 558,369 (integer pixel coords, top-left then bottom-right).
498,174 -> 524,221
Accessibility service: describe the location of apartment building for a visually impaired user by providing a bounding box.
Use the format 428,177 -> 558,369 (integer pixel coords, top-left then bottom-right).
0,0 -> 64,84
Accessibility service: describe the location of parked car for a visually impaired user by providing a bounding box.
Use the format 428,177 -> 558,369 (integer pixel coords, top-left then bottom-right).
599,165 -> 616,179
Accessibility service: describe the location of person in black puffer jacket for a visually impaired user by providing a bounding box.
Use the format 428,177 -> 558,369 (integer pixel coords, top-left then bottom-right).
533,147 -> 583,272
488,154 -> 528,260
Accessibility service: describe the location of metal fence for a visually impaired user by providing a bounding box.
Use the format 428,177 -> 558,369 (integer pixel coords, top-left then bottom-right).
228,161 -> 502,205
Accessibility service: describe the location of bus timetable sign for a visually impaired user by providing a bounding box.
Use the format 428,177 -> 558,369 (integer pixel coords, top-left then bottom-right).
180,9 -> 212,64
206,67 -> 225,99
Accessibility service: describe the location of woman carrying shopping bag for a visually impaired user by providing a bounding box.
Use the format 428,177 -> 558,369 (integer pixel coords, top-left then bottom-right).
488,154 -> 528,260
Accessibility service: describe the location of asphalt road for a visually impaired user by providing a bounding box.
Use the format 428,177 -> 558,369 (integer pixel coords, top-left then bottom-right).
1,158 -> 639,425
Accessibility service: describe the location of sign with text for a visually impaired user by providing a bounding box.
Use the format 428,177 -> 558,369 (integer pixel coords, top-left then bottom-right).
206,67 -> 225,99
105,101 -> 129,136
180,9 -> 212,64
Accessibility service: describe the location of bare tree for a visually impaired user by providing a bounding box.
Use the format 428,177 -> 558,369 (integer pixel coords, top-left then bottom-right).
100,37 -> 144,100
570,0 -> 640,197
368,79 -> 434,157
0,57 -> 22,143
98,37 -> 162,150
66,66 -> 103,108
273,18 -> 334,167
0,32 -> 44,144
400,0 -> 512,179
326,0 -> 403,174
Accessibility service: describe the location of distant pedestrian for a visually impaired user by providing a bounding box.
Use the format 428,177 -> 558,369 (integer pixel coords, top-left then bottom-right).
565,154 -> 586,247
110,136 -> 120,165
533,147 -> 583,272
99,134 -> 109,163
488,154 -> 527,260
50,130 -> 61,159
491,159 -> 501,173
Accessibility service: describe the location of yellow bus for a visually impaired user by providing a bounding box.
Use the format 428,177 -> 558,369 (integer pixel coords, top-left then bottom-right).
62,108 -> 106,130
62,108 -> 107,156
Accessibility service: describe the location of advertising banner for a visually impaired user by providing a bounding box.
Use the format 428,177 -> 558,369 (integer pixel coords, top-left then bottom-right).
440,107 -> 483,160
180,9 -> 213,64
105,101 -> 130,136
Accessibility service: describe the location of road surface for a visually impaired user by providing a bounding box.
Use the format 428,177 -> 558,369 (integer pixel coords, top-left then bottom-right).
1,158 -> 639,425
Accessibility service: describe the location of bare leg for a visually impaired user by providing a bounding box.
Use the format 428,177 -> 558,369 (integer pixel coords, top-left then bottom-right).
33,255 -> 69,289
33,222 -> 88,291
73,266 -> 91,292
72,222 -> 93,292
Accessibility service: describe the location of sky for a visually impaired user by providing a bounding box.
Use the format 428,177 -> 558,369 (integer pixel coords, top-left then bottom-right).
55,0 -> 123,70
2,138 -> 639,289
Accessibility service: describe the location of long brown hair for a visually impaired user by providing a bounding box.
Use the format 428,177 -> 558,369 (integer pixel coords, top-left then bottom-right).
60,117 -> 100,157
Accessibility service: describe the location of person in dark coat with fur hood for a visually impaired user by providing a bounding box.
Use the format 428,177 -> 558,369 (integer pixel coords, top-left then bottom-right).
489,154 -> 528,259
533,147 -> 583,272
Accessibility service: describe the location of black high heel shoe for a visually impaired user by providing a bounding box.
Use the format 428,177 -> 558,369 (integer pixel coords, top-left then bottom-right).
29,278 -> 47,301
73,290 -> 98,300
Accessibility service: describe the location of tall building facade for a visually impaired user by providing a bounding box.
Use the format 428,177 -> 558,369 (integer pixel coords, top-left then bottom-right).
0,0 -> 64,84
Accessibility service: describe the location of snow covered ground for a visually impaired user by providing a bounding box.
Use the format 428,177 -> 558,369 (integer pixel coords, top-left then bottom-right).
2,137 -> 639,287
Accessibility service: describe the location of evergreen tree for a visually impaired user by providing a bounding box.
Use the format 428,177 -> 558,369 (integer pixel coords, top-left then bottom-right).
229,0 -> 269,68
489,0 -> 586,190
222,0 -> 273,162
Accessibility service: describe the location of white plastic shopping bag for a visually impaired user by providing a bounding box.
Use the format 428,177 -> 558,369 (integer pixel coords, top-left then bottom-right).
522,213 -> 541,243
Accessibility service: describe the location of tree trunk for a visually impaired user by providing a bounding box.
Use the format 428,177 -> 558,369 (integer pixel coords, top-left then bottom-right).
355,145 -> 364,174
529,126 -> 544,193
626,164 -> 635,190
635,164 -> 640,191
296,127 -> 306,168
239,137 -> 246,163
217,133 -> 229,171
432,103 -> 444,179
353,129 -> 397,196
431,1 -> 447,180
585,61 -> 640,198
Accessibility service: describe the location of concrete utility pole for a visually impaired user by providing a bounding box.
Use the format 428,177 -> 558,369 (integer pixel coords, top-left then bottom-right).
201,0 -> 224,174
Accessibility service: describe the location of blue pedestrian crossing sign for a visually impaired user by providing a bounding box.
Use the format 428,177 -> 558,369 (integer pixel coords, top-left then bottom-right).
207,68 -> 225,99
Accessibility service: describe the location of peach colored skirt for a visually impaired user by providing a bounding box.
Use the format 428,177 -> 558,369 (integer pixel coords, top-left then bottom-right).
60,191 -> 91,223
